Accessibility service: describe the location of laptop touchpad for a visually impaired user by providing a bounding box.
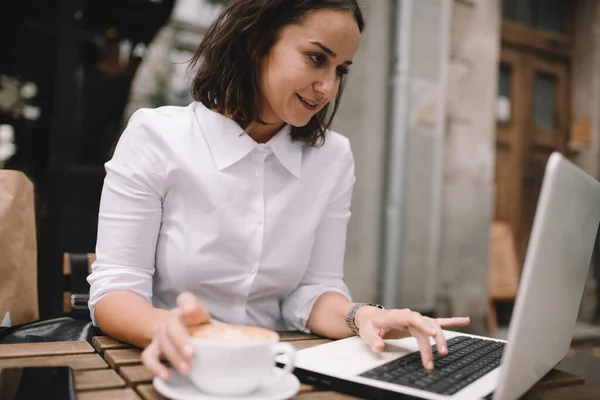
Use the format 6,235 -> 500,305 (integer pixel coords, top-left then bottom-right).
289,337 -> 420,377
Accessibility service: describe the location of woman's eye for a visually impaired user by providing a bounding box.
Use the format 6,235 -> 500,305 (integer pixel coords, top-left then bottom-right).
309,53 -> 327,67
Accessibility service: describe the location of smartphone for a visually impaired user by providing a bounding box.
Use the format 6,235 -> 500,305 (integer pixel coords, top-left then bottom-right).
0,366 -> 76,400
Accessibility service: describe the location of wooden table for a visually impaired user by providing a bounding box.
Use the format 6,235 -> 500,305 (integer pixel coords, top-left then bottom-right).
0,333 -> 594,399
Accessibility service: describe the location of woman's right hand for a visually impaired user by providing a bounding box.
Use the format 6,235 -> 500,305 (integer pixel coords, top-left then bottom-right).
141,292 -> 211,380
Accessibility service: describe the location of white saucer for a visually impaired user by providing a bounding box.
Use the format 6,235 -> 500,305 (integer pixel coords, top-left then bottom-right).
153,367 -> 300,400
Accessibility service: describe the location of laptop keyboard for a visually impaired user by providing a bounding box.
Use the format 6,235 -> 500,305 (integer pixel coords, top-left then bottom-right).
360,336 -> 505,396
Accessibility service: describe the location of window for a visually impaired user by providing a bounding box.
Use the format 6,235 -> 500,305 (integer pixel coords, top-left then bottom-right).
502,0 -> 566,34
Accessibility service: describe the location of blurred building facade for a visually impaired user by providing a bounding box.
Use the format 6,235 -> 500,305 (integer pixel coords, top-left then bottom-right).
334,0 -> 600,333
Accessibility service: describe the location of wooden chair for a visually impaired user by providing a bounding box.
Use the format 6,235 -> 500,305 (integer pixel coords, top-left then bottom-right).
63,253 -> 96,317
488,221 -> 520,335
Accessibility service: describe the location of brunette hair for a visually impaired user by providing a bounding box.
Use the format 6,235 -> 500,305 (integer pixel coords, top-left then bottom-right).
188,0 -> 364,146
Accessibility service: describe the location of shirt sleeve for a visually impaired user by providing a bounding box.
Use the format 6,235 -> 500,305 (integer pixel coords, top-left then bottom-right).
281,137 -> 355,332
87,109 -> 165,326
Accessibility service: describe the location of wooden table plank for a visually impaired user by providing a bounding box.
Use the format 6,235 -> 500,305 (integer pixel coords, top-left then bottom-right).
92,336 -> 132,354
0,341 -> 94,359
532,369 -> 586,390
294,391 -> 362,399
78,388 -> 142,400
120,365 -> 153,384
75,369 -> 126,391
78,333 -> 591,400
299,384 -> 318,394
134,381 -> 320,399
104,349 -> 143,369
0,354 -> 108,371
136,384 -> 167,400
523,383 -> 600,400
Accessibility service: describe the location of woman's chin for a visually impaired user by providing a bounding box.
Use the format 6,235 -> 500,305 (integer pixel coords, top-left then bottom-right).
286,115 -> 314,128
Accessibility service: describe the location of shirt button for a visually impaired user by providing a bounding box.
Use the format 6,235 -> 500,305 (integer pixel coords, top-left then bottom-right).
255,172 -> 260,177
251,267 -> 257,274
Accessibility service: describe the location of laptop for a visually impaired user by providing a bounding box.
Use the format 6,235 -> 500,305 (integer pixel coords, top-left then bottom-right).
281,152 -> 600,399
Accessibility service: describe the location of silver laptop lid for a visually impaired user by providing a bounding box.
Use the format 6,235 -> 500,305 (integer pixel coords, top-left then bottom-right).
494,152 -> 600,400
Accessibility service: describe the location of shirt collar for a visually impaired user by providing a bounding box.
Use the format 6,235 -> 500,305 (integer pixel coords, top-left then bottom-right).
266,124 -> 303,178
195,102 -> 303,178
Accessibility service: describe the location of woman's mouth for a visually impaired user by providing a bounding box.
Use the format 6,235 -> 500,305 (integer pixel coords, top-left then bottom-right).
297,94 -> 318,111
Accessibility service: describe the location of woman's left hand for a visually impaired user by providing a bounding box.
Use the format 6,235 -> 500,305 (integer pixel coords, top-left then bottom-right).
354,307 -> 471,371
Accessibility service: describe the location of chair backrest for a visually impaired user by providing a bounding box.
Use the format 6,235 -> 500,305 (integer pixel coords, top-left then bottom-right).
0,171 -> 38,327
63,253 -> 95,317
487,221 -> 520,334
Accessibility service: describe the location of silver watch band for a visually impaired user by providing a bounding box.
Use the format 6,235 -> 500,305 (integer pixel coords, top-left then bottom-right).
345,303 -> 385,335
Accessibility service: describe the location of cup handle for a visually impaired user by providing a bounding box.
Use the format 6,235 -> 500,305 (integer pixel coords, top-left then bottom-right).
272,342 -> 296,375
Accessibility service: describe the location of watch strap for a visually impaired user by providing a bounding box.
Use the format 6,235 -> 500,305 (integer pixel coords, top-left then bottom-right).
345,303 -> 385,336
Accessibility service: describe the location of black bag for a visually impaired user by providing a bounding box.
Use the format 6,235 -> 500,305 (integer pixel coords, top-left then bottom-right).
0,317 -> 104,344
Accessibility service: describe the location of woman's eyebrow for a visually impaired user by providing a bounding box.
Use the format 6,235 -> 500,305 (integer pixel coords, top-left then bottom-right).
309,41 -> 353,65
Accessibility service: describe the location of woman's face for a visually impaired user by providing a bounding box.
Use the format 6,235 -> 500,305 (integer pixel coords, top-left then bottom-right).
260,9 -> 361,128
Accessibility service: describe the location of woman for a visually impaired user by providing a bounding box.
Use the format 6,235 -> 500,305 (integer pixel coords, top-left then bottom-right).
87,0 -> 470,381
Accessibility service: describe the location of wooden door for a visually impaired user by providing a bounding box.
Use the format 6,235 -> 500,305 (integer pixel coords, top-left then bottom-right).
519,55 -> 569,261
495,48 -> 527,261
494,20 -> 571,263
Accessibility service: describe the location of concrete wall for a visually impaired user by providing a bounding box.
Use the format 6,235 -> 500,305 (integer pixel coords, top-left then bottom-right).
332,1 -> 392,304
571,0 -> 600,322
438,0 -> 500,332
394,0 -> 452,312
572,0 -> 600,180
340,0 -> 501,332
339,0 -> 502,329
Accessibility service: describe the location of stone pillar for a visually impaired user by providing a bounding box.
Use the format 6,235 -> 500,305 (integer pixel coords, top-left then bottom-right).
571,0 -> 600,322
438,0 -> 501,333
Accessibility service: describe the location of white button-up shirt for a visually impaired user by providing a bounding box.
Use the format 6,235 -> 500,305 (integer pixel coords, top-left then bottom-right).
87,102 -> 354,332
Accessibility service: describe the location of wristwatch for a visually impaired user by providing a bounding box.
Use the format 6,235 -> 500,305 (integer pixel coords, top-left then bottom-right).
346,303 -> 385,335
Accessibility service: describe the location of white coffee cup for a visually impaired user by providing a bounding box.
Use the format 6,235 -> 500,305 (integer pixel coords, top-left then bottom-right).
187,323 -> 296,396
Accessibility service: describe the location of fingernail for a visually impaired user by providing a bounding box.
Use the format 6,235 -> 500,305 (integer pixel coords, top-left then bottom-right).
427,361 -> 434,370
183,344 -> 195,357
180,362 -> 190,374
440,346 -> 447,353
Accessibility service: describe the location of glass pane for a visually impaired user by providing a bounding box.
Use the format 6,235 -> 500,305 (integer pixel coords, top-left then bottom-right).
516,0 -> 533,25
498,65 -> 511,98
502,0 -> 515,20
534,73 -> 557,128
497,65 -> 512,124
511,0 -> 566,34
534,0 -> 565,33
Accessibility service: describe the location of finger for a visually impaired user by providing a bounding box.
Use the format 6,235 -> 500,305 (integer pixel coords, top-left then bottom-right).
177,292 -> 211,326
426,318 -> 448,356
407,312 -> 438,338
412,328 -> 435,371
166,308 -> 195,360
359,320 -> 385,353
436,317 -> 471,330
141,340 -> 170,381
158,321 -> 190,375
386,309 -> 435,336
404,312 -> 436,370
